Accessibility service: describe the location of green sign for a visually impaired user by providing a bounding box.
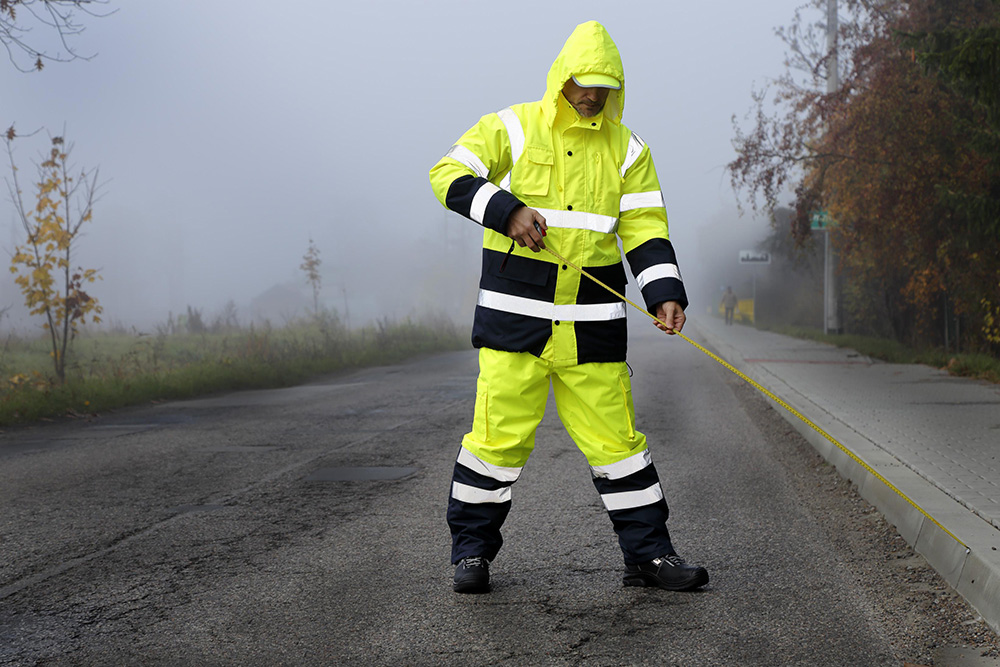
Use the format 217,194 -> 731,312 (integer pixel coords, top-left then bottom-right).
810,210 -> 832,229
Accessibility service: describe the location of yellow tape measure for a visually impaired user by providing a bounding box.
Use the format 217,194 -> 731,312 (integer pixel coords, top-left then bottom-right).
541,242 -> 970,552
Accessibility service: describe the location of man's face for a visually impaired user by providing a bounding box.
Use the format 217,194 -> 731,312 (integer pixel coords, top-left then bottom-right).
562,78 -> 611,118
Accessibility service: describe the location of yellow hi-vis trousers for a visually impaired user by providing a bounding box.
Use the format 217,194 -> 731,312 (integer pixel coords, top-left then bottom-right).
448,344 -> 675,565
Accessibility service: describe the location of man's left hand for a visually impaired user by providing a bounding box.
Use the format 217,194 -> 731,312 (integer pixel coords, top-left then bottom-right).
653,301 -> 685,335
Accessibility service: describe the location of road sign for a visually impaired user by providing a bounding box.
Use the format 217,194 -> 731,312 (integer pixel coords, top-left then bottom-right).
810,210 -> 831,229
739,250 -> 771,264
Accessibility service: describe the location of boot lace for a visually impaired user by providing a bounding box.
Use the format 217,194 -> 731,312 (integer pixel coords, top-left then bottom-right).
463,556 -> 487,568
658,554 -> 686,567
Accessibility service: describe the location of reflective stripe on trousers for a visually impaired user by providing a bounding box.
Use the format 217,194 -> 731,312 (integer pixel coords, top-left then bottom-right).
448,345 -> 675,564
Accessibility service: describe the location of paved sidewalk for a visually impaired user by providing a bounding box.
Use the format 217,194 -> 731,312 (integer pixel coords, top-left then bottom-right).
691,315 -> 1000,635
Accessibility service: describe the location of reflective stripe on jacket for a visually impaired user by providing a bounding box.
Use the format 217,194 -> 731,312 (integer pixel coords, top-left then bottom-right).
429,21 -> 687,365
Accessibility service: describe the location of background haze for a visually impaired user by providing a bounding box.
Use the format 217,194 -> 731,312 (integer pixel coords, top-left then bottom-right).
2,1 -> 807,331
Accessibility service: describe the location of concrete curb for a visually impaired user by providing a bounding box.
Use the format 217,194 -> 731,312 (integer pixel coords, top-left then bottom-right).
692,321 -> 1000,635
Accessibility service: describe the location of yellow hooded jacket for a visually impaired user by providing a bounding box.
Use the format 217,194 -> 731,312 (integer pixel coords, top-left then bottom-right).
429,21 -> 687,365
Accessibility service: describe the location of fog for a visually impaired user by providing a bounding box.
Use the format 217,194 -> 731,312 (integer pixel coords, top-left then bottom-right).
2,1 -> 806,333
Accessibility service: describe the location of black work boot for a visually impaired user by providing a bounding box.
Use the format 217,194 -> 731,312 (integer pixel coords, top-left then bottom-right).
453,557 -> 491,594
623,554 -> 709,591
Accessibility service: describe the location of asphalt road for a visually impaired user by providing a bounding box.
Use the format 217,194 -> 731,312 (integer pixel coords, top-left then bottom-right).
1,322 -> 995,666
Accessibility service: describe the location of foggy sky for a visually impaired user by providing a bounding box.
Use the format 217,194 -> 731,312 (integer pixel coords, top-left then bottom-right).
2,1 -> 807,332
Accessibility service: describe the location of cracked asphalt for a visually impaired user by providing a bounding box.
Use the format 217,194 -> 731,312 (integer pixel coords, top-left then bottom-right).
1,323 -> 996,665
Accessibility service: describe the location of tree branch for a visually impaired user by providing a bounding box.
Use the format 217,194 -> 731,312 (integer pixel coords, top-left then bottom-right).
0,0 -> 113,72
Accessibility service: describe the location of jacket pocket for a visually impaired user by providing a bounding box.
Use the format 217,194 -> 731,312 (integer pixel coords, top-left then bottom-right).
593,151 -> 621,213
485,251 -> 553,289
472,376 -> 490,442
515,145 -> 553,196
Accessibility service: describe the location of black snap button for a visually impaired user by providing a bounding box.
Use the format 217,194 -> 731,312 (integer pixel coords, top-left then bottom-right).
567,205 -> 573,210
591,122 -> 596,126
562,264 -> 567,270
554,320 -> 561,325
567,150 -> 573,156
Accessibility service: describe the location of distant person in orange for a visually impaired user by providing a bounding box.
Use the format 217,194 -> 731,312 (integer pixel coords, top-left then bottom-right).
721,286 -> 738,325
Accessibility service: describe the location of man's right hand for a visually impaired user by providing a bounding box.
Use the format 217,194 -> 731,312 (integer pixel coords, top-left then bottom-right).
506,206 -> 547,252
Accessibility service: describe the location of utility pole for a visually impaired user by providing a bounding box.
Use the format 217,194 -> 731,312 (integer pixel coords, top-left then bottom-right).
824,0 -> 841,334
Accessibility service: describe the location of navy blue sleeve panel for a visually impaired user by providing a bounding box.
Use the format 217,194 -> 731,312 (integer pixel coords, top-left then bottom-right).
445,175 -> 525,235
624,238 -> 689,312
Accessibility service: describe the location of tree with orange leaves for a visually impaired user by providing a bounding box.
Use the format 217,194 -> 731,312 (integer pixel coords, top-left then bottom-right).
4,130 -> 104,382
729,0 -> 1000,352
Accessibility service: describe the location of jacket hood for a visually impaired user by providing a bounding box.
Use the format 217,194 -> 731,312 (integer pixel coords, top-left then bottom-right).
543,21 -> 625,126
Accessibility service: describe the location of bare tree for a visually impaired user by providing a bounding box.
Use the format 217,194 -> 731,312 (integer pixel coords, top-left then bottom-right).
1,0 -> 112,72
300,238 -> 322,317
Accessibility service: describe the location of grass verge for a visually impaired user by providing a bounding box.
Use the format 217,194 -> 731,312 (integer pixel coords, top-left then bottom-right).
0,316 -> 470,427
764,325 -> 1000,384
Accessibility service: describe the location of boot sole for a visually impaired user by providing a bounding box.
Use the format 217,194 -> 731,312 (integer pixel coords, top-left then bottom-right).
623,568 -> 709,591
453,579 -> 491,594
451,577 -> 490,593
